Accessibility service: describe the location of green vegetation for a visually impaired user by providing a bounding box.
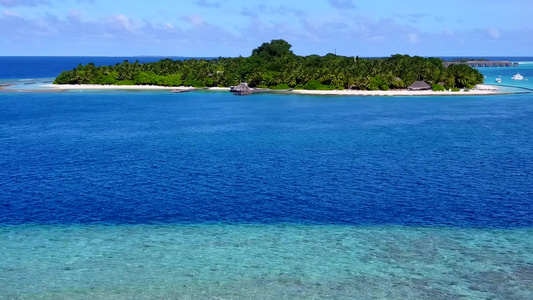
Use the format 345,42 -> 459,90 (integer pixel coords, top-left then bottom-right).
303,80 -> 336,90
432,84 -> 445,91
115,80 -> 135,86
269,84 -> 291,90
451,87 -> 461,92
54,40 -> 484,90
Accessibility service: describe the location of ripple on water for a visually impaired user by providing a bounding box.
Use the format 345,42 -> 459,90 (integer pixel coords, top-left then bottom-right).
0,225 -> 532,299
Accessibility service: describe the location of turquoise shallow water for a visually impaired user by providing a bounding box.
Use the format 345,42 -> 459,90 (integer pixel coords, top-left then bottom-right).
1,58 -> 533,299
480,63 -> 533,93
1,225 -> 532,299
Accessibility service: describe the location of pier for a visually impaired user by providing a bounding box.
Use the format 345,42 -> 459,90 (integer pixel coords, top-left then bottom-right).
171,87 -> 207,93
444,61 -> 519,67
229,83 -> 272,95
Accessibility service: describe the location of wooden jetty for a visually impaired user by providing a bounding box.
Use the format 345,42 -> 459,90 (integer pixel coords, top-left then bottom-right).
444,61 -> 519,67
230,83 -> 252,95
230,83 -> 273,96
171,87 -> 207,93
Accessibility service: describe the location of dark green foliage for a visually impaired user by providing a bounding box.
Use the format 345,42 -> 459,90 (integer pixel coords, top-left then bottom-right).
54,40 -> 484,90
446,64 -> 484,88
269,84 -> 291,90
368,76 -> 385,90
432,84 -> 445,91
252,39 -> 294,59
115,80 -> 135,85
133,72 -> 156,85
303,80 -> 322,90
303,80 -> 335,90
54,70 -> 76,84
451,87 -> 461,92
183,77 -> 205,88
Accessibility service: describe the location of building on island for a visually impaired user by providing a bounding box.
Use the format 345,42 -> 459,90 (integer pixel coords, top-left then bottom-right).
230,83 -> 252,95
408,81 -> 431,91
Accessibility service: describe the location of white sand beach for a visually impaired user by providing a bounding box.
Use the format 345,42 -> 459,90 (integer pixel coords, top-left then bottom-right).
39,84 -> 232,92
36,84 -> 502,96
40,84 -> 186,90
289,88 -> 500,96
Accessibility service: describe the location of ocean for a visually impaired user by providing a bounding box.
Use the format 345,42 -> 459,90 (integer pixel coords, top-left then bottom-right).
1,57 -> 532,299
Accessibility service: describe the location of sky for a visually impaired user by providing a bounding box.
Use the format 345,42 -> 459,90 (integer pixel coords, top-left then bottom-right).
1,0 -> 532,57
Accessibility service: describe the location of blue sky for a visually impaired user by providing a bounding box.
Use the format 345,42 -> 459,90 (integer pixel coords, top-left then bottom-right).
1,0 -> 531,56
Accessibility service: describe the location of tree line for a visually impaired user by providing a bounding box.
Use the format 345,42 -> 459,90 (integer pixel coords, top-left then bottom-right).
54,40 -> 484,90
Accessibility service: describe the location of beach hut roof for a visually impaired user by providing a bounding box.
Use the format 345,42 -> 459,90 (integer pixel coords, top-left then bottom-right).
408,81 -> 431,90
235,82 -> 250,90
231,82 -> 250,92
230,82 -> 252,95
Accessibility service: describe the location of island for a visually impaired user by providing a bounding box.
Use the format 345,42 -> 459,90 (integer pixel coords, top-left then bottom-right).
52,40 -> 489,95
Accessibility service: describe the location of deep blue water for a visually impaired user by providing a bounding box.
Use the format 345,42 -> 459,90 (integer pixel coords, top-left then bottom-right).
1,91 -> 532,227
0,57 -> 532,227
0,56 -> 199,79
1,57 -> 533,299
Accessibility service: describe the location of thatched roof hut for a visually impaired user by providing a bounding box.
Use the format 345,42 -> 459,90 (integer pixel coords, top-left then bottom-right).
230,82 -> 251,95
408,81 -> 431,91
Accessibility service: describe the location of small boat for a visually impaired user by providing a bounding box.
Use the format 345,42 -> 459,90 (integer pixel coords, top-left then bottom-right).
495,78 -> 502,83
511,73 -> 524,80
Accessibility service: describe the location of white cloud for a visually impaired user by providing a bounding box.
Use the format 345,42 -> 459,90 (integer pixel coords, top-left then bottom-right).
327,0 -> 356,10
407,33 -> 418,43
0,10 -> 242,55
194,0 -> 220,8
184,15 -> 203,26
67,9 -> 81,20
0,0 -> 48,7
109,14 -> 135,32
442,28 -> 454,36
488,28 -> 500,38
0,3 -> 531,56
3,9 -> 18,16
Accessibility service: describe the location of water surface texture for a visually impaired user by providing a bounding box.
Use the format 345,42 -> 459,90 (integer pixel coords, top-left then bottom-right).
1,225 -> 532,299
1,92 -> 532,226
1,57 -> 533,299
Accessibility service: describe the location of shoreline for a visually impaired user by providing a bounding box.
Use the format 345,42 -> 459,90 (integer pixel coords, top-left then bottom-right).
41,83 -> 503,96
44,83 -> 504,96
288,88 -> 500,96
39,84 -> 212,91
0,83 -> 519,96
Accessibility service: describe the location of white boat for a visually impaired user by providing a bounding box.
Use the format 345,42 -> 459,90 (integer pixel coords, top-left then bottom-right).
511,73 -> 524,80
495,78 -> 502,83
